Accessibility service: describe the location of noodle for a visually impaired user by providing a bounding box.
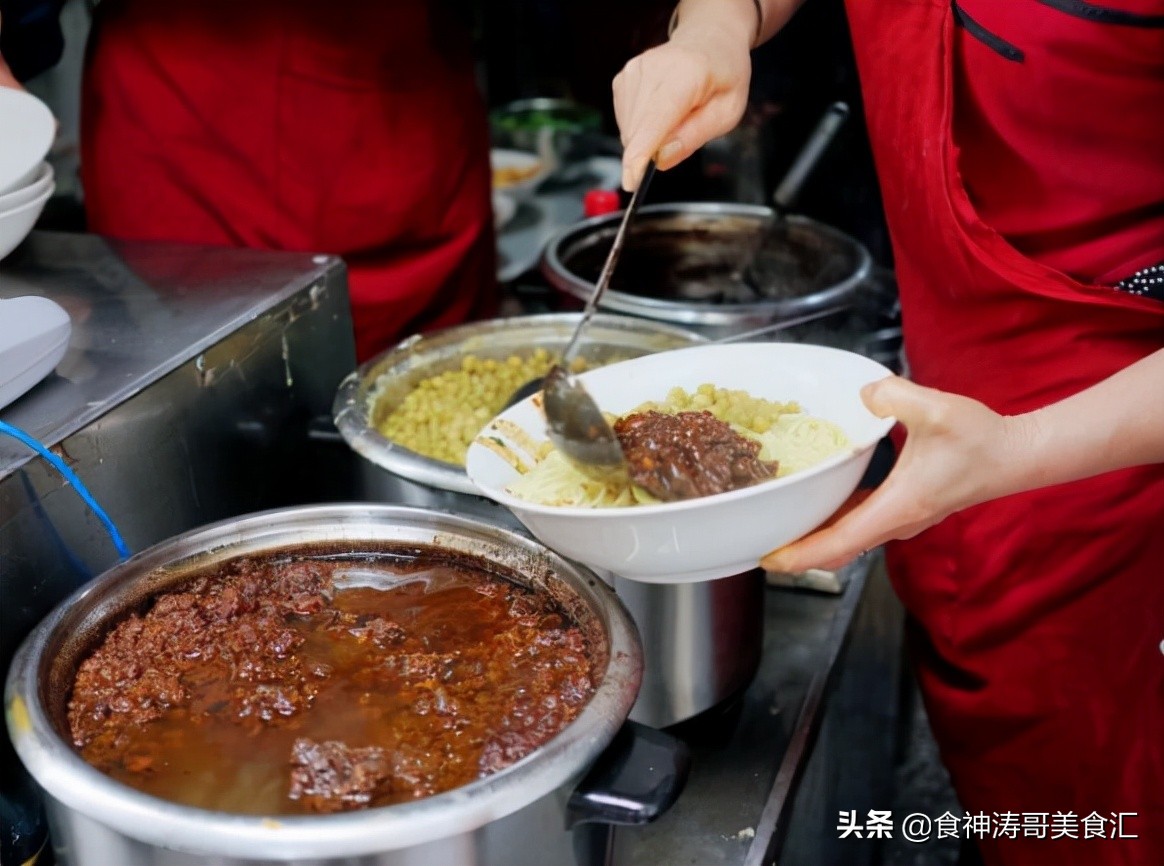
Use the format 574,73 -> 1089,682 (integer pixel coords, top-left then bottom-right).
493,385 -> 851,508
753,414 -> 851,477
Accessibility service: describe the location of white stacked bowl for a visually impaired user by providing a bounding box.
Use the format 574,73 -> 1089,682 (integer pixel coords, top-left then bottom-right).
0,88 -> 57,260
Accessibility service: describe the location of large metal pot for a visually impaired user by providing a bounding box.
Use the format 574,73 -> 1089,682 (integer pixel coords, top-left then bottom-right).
332,313 -> 705,503
5,505 -> 688,866
541,203 -> 873,340
331,315 -> 764,729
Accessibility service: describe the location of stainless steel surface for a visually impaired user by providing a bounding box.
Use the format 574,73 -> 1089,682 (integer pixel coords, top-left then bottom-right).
542,161 -> 656,482
0,234 -> 345,475
609,572 -> 764,729
541,203 -> 873,339
0,232 -> 361,866
609,559 -> 888,865
0,230 -> 357,693
333,312 -> 704,497
6,505 -> 644,866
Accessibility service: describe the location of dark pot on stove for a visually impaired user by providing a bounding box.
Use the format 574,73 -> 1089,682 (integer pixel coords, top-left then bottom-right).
5,505 -> 688,866
541,202 -> 873,341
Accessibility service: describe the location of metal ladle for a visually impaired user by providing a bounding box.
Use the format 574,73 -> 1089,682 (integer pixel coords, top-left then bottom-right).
538,160 -> 657,482
737,100 -> 850,293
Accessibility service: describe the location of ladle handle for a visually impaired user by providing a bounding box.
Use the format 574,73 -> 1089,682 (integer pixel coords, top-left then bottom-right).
712,306 -> 844,344
560,160 -> 657,365
772,101 -> 849,216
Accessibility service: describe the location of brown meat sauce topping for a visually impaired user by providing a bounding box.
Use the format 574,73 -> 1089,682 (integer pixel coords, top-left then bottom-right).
614,410 -> 778,501
67,553 -> 596,815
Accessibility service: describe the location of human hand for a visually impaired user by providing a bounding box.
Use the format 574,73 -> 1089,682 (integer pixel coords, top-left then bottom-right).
0,62 -> 19,90
613,15 -> 754,190
760,376 -> 1035,572
0,13 -> 24,90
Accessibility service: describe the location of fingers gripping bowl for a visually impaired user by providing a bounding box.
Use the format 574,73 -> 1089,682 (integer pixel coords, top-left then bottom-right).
466,343 -> 896,583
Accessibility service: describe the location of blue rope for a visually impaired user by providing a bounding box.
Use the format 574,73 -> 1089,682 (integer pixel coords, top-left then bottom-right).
0,419 -> 132,561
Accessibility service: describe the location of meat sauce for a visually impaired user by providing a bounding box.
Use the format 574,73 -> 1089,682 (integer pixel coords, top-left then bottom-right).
614,410 -> 778,501
67,551 -> 596,815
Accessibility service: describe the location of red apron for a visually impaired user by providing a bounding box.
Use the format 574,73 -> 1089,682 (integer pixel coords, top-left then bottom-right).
844,2 -> 1164,863
80,0 -> 496,362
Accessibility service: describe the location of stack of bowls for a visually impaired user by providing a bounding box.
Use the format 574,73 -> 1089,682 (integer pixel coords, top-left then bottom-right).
0,89 -> 56,261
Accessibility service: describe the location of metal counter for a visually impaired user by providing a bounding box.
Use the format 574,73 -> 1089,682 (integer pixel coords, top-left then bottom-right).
608,556 -> 903,866
1,233 -> 358,673
0,232 -> 362,866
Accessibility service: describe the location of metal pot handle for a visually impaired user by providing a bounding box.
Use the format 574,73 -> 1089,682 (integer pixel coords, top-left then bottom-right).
565,721 -> 691,828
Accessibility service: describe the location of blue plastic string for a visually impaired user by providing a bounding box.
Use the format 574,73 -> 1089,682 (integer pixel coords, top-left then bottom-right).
0,419 -> 132,561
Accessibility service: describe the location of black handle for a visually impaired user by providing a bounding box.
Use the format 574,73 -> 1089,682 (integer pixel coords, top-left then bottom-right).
566,720 -> 691,828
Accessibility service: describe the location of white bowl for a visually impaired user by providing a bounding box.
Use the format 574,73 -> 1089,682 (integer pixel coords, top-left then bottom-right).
0,89 -> 56,195
466,343 -> 896,583
0,181 -> 54,261
491,148 -> 552,199
0,162 -> 54,214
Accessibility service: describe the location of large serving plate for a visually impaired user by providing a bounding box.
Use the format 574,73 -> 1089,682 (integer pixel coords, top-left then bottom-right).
466,343 -> 896,583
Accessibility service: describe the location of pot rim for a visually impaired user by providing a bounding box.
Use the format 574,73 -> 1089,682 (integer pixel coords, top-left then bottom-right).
5,504 -> 643,860
540,202 -> 873,326
331,312 -> 706,496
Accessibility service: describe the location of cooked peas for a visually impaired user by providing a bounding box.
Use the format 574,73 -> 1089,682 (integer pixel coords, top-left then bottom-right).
376,349 -> 584,466
636,384 -> 801,434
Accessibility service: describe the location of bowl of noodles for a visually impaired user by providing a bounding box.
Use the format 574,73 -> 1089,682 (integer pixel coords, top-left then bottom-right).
465,343 -> 896,583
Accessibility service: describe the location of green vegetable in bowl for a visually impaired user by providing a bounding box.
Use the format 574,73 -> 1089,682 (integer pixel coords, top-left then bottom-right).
494,110 -> 589,132
490,101 -> 602,135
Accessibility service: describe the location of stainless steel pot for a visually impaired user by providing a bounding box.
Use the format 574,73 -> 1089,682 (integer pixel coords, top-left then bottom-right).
540,203 -> 873,339
331,315 -> 764,728
5,505 -> 688,866
332,313 -> 706,499
606,571 -> 764,727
